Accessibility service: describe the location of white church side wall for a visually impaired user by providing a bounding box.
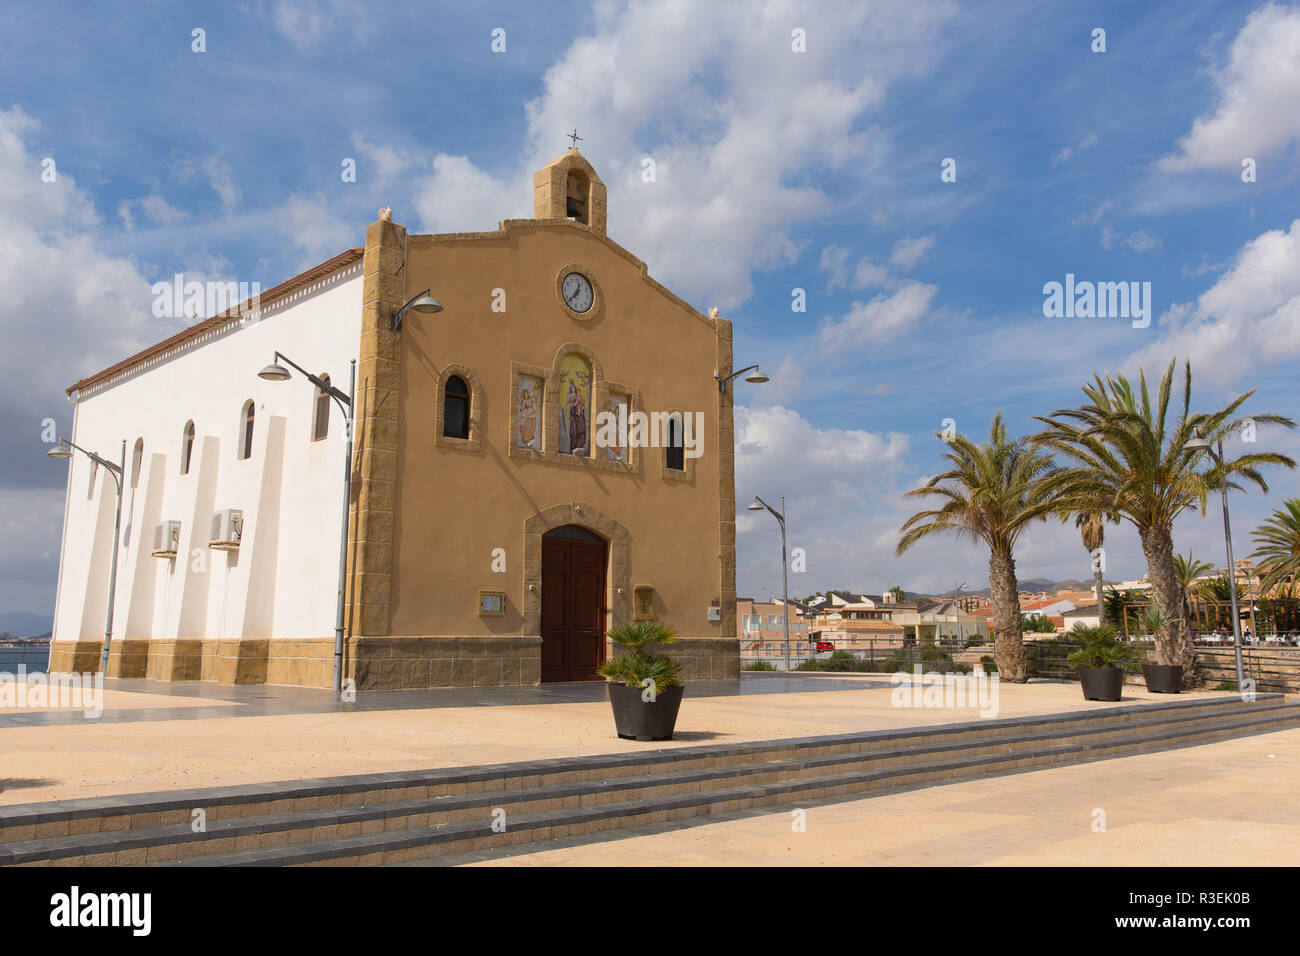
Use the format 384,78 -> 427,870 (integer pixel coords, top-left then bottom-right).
50,265 -> 363,658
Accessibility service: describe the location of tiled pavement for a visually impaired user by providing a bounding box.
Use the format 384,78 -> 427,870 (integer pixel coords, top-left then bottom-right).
0,672 -> 893,728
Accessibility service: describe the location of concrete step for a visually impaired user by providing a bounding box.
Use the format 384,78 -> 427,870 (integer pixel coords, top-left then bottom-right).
0,692 -> 1280,849
175,704 -> 1300,866
3,695 -> 1296,866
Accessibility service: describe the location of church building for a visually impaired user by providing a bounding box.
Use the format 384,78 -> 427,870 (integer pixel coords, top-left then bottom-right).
48,149 -> 741,689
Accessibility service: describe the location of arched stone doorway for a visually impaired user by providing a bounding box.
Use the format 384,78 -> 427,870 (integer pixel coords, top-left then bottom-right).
523,503 -> 631,682
540,525 -> 607,682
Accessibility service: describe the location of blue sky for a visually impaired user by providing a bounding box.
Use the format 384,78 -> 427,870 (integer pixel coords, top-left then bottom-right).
3,0 -> 1300,616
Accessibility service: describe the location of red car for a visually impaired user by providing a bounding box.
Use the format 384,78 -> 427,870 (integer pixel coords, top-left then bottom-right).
814,641 -> 834,652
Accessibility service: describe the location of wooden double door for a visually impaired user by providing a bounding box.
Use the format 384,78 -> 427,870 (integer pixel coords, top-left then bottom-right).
540,526 -> 608,682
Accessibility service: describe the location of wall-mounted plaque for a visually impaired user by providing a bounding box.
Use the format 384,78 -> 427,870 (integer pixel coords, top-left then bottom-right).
633,585 -> 655,622
478,590 -> 505,616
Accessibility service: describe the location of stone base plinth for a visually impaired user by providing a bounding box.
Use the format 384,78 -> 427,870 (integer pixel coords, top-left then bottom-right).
144,639 -> 203,681
44,635 -> 741,689
46,640 -> 103,674
106,639 -> 150,678
349,636 -> 542,690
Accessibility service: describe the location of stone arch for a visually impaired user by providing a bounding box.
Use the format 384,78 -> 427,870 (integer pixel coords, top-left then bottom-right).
522,502 -> 630,635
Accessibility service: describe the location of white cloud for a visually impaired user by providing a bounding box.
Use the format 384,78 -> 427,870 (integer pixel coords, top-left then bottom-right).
412,155 -> 528,235
274,193 -> 355,265
406,0 -> 956,309
118,192 -> 189,231
819,244 -> 851,290
269,0 -> 369,52
1160,3 -> 1300,172
349,132 -> 419,192
0,107 -> 160,492
1128,218 -> 1300,385
174,155 -> 241,209
1101,226 -> 1163,253
853,259 -> 891,289
734,404 -> 917,594
818,280 -> 937,351
889,234 -> 935,269
1051,132 -> 1098,167
1122,230 -> 1162,254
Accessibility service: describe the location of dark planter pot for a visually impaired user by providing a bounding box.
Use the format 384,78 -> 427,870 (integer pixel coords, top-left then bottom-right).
1078,666 -> 1124,701
1142,663 -> 1183,694
607,683 -> 685,741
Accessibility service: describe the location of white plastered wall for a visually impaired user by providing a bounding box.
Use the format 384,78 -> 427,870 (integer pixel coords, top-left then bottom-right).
50,264 -> 362,646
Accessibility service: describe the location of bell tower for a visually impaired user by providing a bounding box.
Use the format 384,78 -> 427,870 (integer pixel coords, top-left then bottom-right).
532,148 -> 607,235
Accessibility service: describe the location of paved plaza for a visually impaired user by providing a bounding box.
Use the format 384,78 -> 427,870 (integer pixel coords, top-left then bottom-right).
1,672 -> 1233,808
419,725 -> 1300,867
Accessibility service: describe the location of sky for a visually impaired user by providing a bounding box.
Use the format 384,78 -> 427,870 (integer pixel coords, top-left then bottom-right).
3,0 -> 1300,617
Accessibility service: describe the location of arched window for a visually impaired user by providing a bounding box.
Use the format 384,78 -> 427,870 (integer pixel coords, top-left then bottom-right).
665,414 -> 684,471
239,400 -> 255,460
181,421 -> 195,475
130,438 -> 144,488
566,171 -> 589,224
443,375 -> 470,439
312,374 -> 331,442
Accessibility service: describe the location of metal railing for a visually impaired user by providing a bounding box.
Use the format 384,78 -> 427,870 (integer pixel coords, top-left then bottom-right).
0,643 -> 50,674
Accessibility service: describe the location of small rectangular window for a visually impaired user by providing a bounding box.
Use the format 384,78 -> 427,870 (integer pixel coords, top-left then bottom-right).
665,415 -> 684,471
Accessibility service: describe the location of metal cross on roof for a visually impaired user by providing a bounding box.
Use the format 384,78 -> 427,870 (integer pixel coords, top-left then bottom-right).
567,128 -> 582,148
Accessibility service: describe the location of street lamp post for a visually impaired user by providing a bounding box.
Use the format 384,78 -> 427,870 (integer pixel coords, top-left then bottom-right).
258,352 -> 357,692
748,495 -> 790,672
47,438 -> 125,672
954,582 -> 968,648
1188,436 -> 1245,689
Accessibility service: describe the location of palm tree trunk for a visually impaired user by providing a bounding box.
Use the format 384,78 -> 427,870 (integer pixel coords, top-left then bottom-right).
1093,566 -> 1106,624
1139,524 -> 1200,687
989,547 -> 1027,682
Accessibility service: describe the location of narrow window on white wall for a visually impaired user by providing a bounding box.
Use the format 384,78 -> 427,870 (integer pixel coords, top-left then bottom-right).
130,438 -> 144,489
181,421 -> 195,475
239,400 -> 255,460
312,374 -> 330,442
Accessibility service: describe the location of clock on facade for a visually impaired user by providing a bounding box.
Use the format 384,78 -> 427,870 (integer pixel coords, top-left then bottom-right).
561,271 -> 594,314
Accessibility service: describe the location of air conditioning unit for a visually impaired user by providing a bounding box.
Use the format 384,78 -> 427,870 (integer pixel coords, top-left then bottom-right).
151,520 -> 181,558
209,509 -> 243,551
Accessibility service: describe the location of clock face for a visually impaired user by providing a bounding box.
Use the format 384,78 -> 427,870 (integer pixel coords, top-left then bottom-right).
561,272 -> 594,313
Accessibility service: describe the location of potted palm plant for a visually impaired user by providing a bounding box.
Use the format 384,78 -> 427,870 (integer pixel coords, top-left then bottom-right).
597,621 -> 685,741
1140,606 -> 1184,693
1067,622 -> 1132,701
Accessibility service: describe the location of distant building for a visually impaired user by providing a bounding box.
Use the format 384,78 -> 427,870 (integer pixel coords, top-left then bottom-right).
737,598 -> 813,661
893,600 -> 991,644
1062,604 -> 1101,629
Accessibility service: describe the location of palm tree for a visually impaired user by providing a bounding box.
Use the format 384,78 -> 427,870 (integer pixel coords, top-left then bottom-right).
1174,551 -> 1215,629
1074,511 -> 1118,621
1251,498 -> 1300,594
897,414 -> 1057,682
1033,358 -> 1294,685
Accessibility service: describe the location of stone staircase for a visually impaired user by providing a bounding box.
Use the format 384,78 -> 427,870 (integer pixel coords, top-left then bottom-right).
2,694 -> 1296,867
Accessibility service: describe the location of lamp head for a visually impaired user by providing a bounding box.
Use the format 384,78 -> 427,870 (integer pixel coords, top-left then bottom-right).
747,497 -> 764,511
1186,436 -> 1213,450
745,368 -> 770,384
409,295 -> 443,314
258,363 -> 292,382
46,443 -> 71,459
